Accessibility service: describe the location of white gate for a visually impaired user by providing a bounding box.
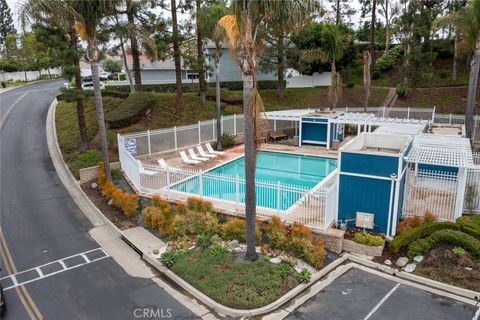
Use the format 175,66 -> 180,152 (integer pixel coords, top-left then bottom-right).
464,166 -> 480,214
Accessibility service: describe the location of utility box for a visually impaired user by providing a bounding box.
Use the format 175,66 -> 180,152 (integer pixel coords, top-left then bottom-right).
337,133 -> 412,236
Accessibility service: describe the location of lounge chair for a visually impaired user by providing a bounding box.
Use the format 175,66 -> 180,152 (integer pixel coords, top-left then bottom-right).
196,145 -> 217,158
157,158 -> 180,172
206,143 -> 225,155
188,148 -> 209,162
138,161 -> 157,176
180,151 -> 201,165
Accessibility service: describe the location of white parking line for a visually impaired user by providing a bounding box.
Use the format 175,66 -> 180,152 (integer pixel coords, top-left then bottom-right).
0,92 -> 28,128
0,248 -> 109,291
363,283 -> 400,320
473,306 -> 480,320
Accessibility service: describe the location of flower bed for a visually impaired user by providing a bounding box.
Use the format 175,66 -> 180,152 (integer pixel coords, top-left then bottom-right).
343,230 -> 385,256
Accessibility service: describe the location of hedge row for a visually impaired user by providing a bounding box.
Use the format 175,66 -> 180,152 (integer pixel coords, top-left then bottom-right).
389,219 -> 480,254
105,80 -> 281,93
57,88 -> 129,101
389,222 -> 459,254
407,229 -> 480,259
106,92 -> 156,128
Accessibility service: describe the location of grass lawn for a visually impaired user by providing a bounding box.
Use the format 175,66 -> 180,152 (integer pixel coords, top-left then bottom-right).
171,249 -> 299,309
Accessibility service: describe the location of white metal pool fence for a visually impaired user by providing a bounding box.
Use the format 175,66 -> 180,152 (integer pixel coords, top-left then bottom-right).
118,134 -> 337,231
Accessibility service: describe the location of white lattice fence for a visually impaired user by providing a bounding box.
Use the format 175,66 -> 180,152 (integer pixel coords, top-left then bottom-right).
464,166 -> 480,214
403,169 -> 459,221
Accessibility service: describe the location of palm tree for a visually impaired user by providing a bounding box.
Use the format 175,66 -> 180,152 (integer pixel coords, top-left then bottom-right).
19,0 -> 90,152
198,1 -> 228,149
436,0 -> 479,139
219,0 -> 316,261
74,0 -> 115,181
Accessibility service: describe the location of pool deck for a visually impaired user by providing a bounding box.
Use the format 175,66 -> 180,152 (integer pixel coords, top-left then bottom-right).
141,143 -> 340,172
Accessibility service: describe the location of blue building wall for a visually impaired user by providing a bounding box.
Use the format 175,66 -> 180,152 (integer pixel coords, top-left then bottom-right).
341,153 -> 399,177
338,175 -> 393,234
205,48 -> 277,82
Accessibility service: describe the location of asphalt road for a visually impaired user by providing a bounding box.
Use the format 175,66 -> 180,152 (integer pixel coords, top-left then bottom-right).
0,81 -> 198,319
285,268 -> 479,320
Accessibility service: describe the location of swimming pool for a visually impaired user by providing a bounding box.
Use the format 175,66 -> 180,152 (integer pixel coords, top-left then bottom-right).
172,151 -> 337,210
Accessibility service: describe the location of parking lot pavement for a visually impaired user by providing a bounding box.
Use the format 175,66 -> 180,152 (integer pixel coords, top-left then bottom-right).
285,268 -> 479,320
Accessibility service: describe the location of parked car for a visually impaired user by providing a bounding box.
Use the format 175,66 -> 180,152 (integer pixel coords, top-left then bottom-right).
107,73 -> 118,80
82,82 -> 105,90
82,74 -> 108,83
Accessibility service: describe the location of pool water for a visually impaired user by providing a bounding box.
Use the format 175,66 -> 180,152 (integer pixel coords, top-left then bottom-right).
172,151 -> 337,210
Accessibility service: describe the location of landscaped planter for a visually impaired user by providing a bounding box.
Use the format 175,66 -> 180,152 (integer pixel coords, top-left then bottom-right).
342,239 -> 384,257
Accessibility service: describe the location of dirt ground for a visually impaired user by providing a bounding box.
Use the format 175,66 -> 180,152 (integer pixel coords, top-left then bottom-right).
81,181 -> 138,230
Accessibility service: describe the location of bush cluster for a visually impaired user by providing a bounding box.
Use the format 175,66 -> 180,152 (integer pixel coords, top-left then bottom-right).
69,150 -> 103,179
220,133 -> 236,148
98,162 -> 139,217
352,231 -> 385,246
105,92 -> 156,128
372,46 -> 404,79
396,212 -> 437,234
57,88 -> 129,102
389,221 -> 459,254
407,229 -> 480,259
105,80 -> 280,93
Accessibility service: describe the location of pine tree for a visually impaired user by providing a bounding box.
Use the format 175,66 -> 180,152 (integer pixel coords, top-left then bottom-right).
0,0 -> 16,44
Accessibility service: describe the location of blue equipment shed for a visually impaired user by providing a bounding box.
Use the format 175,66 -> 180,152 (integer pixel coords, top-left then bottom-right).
300,113 -> 344,149
337,133 -> 413,237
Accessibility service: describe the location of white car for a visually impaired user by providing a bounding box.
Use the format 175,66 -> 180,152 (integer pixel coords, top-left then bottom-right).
82,82 -> 106,90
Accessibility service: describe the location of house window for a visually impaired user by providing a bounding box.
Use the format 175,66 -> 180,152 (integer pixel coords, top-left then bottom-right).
187,72 -> 199,80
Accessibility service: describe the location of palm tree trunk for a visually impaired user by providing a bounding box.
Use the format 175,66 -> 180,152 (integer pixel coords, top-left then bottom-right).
466,33 -> 480,139
127,0 -> 142,92
453,29 -> 458,81
363,51 -> 371,111
70,28 -> 89,152
171,0 -> 184,109
335,0 -> 340,25
120,36 -> 135,93
196,0 -> 206,107
215,44 -> 222,150
277,31 -> 285,99
90,56 -> 112,181
384,1 -> 390,54
243,72 -> 257,261
370,0 -> 377,66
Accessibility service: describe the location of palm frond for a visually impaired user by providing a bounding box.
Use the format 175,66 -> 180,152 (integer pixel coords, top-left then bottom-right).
218,15 -> 240,48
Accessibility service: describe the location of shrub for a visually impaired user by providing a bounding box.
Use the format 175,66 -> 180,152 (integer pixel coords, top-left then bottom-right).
295,268 -> 312,283
101,181 -> 117,199
352,232 -> 385,246
176,201 -> 187,214
304,240 -> 325,269
196,234 -> 212,249
142,206 -> 158,228
407,229 -> 480,259
161,251 -> 176,268
373,46 -> 403,76
69,150 -> 103,178
290,224 -> 312,239
220,133 -> 236,148
105,92 -> 156,128
278,263 -> 294,279
389,221 -> 460,254
172,210 -> 219,238
396,83 -> 407,99
222,218 -> 246,242
452,246 -> 466,256
111,169 -> 123,184
264,216 -> 288,250
210,245 -> 228,256
423,212 -> 438,224
186,197 -> 213,213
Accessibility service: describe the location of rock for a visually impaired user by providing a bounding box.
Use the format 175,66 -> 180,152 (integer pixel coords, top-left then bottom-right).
108,199 -> 113,206
396,257 -> 409,268
384,259 -> 392,266
90,182 -> 98,189
269,257 -> 282,265
228,240 -> 239,249
404,263 -> 416,273
413,255 -> 424,263
465,267 -> 473,271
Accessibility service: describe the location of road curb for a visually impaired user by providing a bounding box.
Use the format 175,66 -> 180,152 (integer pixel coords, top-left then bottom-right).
143,251 -> 346,318
343,253 -> 479,301
46,99 -> 122,237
